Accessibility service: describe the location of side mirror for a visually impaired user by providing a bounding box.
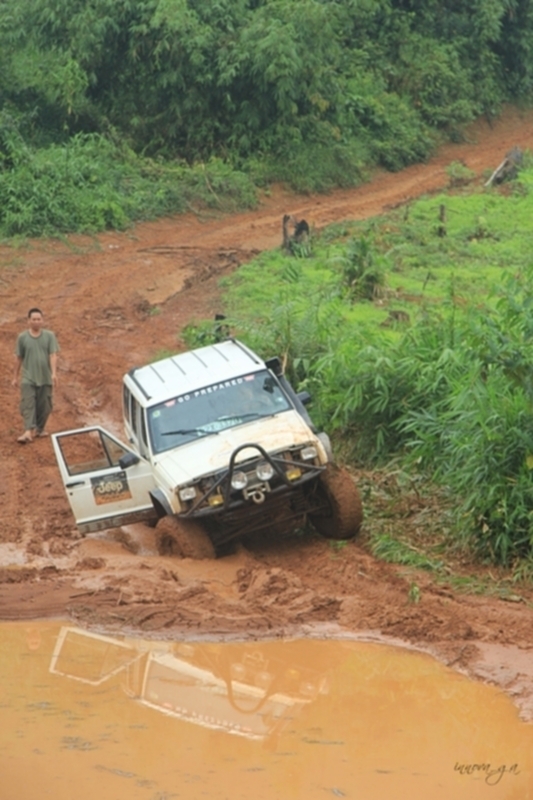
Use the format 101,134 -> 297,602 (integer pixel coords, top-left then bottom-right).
297,391 -> 312,406
119,451 -> 140,469
265,357 -> 283,376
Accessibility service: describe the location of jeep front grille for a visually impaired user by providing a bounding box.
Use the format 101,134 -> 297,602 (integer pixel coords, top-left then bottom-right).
180,442 -> 323,516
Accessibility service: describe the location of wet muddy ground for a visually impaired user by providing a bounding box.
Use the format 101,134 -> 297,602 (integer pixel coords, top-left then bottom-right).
1,107 -> 533,723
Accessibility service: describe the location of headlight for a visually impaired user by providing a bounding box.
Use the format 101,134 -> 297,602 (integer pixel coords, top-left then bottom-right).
300,445 -> 318,461
178,486 -> 196,502
256,462 -> 274,481
231,471 -> 248,490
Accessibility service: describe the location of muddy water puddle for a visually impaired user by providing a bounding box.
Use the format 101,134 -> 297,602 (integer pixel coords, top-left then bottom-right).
1,622 -> 531,800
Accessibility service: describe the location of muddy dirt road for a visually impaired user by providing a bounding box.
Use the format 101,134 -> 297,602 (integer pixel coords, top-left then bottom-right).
1,107 -> 533,721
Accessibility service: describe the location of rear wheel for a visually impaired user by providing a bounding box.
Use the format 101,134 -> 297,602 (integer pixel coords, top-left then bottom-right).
309,465 -> 363,540
155,515 -> 216,559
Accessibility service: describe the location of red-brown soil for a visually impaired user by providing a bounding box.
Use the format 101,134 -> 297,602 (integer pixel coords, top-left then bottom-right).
1,107 -> 533,721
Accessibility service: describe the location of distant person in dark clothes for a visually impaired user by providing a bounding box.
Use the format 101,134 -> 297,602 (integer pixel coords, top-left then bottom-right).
12,308 -> 59,443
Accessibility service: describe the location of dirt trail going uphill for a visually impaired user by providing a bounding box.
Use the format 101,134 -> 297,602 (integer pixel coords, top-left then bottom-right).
1,107 -> 533,721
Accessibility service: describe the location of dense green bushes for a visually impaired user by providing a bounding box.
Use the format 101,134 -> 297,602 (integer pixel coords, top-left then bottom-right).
312,300 -> 533,564
0,124 -> 257,237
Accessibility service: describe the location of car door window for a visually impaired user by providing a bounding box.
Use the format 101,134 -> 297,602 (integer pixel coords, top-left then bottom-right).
56,430 -> 131,476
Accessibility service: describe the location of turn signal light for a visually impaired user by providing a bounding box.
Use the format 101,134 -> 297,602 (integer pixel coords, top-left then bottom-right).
286,467 -> 302,481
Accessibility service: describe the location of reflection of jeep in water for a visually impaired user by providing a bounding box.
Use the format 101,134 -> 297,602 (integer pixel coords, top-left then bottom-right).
49,626 -> 339,745
52,339 -> 362,557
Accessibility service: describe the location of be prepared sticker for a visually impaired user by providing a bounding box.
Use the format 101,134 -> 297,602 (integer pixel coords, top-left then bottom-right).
91,471 -> 132,505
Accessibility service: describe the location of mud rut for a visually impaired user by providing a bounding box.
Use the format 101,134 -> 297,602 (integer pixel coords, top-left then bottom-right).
1,107 -> 533,721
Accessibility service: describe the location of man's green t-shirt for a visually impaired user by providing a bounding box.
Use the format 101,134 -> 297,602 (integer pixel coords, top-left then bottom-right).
16,330 -> 59,386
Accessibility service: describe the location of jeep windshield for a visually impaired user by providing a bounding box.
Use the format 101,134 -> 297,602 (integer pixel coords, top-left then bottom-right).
147,370 -> 292,454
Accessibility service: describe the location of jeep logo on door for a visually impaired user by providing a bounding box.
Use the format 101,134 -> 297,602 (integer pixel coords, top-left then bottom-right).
91,471 -> 132,505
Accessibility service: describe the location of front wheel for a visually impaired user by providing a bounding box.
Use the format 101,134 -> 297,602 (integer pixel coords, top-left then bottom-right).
155,515 -> 216,559
309,465 -> 363,540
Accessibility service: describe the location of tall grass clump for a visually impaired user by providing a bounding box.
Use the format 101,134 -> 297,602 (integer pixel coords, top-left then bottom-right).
309,284 -> 533,563
340,235 -> 389,300
399,279 -> 533,563
310,304 -> 466,460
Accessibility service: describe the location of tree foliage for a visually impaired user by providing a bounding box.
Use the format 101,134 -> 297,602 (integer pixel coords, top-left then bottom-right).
1,1 -> 533,232
1,0 -> 531,166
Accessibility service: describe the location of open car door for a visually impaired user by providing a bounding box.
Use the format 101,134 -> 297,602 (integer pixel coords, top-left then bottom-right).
52,426 -> 159,534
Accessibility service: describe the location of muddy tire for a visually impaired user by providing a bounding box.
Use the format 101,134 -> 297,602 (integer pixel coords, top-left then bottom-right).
155,515 -> 216,559
309,465 -> 363,540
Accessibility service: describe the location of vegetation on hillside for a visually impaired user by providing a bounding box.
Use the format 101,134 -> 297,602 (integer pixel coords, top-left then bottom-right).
184,162 -> 533,570
1,1 -> 533,236
0,125 -> 256,237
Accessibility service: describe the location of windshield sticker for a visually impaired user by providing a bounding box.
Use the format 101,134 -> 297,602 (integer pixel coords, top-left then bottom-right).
167,377 -> 252,404
152,375 -> 261,414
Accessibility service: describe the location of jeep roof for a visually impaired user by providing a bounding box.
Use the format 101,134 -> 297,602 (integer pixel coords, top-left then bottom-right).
125,339 -> 265,406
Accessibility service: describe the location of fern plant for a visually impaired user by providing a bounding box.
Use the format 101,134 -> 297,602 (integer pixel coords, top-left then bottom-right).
341,236 -> 387,300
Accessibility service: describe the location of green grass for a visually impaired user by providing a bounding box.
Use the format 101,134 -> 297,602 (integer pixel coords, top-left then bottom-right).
219,179 -> 533,341
369,533 -> 446,571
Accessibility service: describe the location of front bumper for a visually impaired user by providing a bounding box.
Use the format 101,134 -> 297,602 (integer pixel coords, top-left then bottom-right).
178,443 -> 325,538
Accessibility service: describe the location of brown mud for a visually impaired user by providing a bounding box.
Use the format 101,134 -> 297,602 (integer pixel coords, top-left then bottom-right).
1,106 -> 533,721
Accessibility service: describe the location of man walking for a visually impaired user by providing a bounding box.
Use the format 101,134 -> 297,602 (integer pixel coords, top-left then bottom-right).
13,308 -> 59,443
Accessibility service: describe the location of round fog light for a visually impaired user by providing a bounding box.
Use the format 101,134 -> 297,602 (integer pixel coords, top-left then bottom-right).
231,471 -> 248,490
256,462 -> 274,481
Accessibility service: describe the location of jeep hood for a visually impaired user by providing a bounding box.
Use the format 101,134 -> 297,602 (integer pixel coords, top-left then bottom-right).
152,411 -> 320,487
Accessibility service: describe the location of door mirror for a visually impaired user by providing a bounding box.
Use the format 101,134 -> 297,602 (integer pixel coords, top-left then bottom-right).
119,451 -> 140,469
297,391 -> 312,406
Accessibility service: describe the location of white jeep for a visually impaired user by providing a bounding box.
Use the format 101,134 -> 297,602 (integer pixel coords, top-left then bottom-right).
52,339 -> 362,558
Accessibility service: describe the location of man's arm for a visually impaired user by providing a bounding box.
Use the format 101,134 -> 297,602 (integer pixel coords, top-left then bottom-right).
12,355 -> 22,387
49,352 -> 58,385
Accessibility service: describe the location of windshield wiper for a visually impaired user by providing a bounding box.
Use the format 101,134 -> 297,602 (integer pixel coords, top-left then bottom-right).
162,427 -> 212,436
